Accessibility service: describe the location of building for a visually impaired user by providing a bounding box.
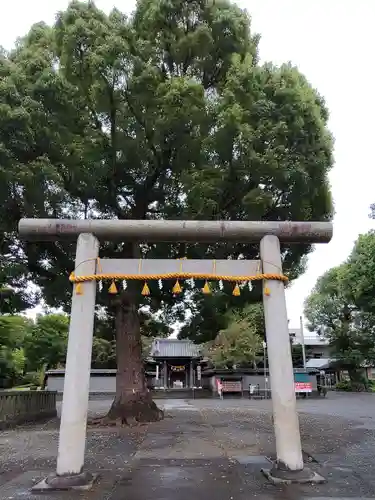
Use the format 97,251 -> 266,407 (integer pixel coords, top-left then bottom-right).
46,338 -> 207,393
46,338 -> 319,395
147,338 -> 206,389
289,328 -> 331,360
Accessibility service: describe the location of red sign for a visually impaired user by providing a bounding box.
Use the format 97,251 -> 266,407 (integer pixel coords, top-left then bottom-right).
295,382 -> 312,393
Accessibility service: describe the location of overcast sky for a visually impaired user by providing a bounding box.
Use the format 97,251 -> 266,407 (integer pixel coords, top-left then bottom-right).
1,0 -> 374,328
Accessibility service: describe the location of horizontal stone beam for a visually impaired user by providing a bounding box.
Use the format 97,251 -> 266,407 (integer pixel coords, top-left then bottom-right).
95,259 -> 261,278
18,219 -> 333,244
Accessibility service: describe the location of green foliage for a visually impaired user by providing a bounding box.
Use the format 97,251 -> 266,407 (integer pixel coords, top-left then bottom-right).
344,231 -> 375,314
0,1 -> 333,400
335,379 -> 369,392
335,380 -> 353,392
0,1 -> 333,311
205,304 -> 263,368
24,313 -> 69,371
0,347 -> 26,388
0,315 -> 32,349
21,370 -> 43,387
0,315 -> 31,388
304,263 -> 375,382
92,337 -> 116,368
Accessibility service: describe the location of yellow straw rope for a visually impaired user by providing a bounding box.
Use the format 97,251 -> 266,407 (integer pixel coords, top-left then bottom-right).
69,272 -> 288,284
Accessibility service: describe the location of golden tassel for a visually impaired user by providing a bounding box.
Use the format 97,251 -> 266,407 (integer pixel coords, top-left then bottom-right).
109,281 -> 118,294
172,280 -> 182,294
202,281 -> 211,294
232,283 -> 240,296
141,282 -> 150,296
264,286 -> 271,296
75,282 -> 83,295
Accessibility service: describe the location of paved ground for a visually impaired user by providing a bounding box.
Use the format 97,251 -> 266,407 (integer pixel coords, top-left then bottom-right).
1,393 -> 375,499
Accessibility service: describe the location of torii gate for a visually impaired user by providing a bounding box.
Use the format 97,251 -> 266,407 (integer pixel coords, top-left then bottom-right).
18,219 -> 332,490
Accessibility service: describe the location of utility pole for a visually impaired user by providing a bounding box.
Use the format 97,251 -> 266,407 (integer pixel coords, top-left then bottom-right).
300,315 -> 306,370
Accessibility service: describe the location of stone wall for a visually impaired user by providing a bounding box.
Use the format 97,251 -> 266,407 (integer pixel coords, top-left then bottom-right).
0,390 -> 57,429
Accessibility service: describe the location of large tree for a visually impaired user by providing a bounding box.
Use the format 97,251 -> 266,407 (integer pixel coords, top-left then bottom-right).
304,265 -> 375,387
0,0 -> 333,422
344,231 -> 375,315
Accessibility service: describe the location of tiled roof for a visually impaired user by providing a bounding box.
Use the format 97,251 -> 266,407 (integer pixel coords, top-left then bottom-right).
150,339 -> 202,358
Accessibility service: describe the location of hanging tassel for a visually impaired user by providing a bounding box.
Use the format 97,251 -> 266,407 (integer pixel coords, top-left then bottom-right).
248,280 -> 253,291
264,286 -> 271,296
122,280 -> 127,290
158,279 -> 163,290
172,280 -> 182,294
202,281 -> 211,294
232,283 -> 240,296
109,281 -> 118,294
75,282 -> 83,295
141,282 -> 150,296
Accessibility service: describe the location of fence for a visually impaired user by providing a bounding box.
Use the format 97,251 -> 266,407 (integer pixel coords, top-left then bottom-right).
0,390 -> 57,429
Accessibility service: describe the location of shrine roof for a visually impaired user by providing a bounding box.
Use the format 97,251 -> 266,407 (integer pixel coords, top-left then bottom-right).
150,338 -> 202,358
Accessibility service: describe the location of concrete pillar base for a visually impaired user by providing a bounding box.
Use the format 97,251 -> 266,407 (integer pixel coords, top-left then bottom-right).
32,472 -> 98,491
261,466 -> 326,485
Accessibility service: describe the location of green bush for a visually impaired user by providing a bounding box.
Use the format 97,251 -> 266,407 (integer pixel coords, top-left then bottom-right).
335,380 -> 352,391
21,371 -> 41,387
336,379 -> 369,392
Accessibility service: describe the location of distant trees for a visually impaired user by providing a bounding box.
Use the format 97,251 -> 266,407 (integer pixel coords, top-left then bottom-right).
205,304 -> 263,368
304,230 -> 375,389
0,315 -> 31,388
24,314 -> 69,373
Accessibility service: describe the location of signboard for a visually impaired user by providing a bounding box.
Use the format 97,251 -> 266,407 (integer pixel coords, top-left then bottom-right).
222,381 -> 242,392
294,382 -> 312,393
294,373 -> 312,393
170,365 -> 185,372
196,365 -> 201,381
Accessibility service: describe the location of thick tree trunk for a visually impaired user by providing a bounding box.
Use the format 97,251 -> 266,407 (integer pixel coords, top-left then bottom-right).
348,368 -> 367,392
106,292 -> 163,425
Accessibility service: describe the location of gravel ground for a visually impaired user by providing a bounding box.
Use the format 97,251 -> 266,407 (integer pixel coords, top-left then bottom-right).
1,393 -> 375,499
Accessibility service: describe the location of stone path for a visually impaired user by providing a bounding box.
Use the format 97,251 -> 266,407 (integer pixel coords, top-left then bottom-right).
1,395 -> 375,499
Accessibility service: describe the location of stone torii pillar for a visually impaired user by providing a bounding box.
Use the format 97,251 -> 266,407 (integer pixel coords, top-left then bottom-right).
260,235 -> 325,483
35,233 -> 99,490
18,219 -> 332,489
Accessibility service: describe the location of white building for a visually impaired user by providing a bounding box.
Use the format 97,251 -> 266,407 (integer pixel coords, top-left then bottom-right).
289,328 -> 333,370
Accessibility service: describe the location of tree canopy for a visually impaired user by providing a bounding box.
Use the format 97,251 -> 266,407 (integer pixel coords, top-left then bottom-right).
24,313 -> 69,372
205,304 -> 263,368
304,257 -> 375,386
1,0 -> 333,307
344,231 -> 375,315
0,0 -> 334,420
0,315 -> 31,387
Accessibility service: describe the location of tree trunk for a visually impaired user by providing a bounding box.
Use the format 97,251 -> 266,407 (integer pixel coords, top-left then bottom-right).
107,292 -> 163,425
348,368 -> 367,392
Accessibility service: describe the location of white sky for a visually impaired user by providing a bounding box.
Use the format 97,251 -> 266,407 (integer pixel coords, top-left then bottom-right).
1,0 -> 374,328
